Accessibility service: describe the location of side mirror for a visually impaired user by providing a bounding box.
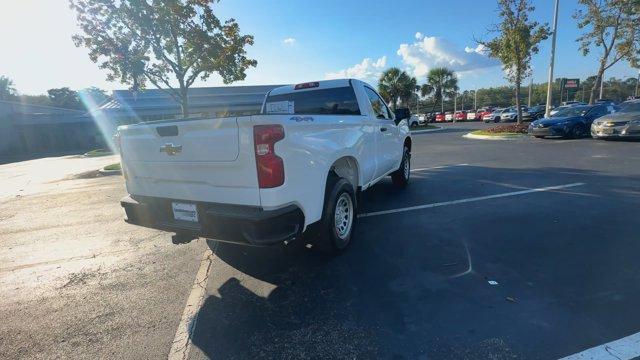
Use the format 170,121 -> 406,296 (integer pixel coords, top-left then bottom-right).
393,108 -> 410,125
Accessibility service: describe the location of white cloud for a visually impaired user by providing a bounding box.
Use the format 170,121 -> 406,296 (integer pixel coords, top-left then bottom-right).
464,44 -> 488,55
282,37 -> 296,45
397,35 -> 499,78
325,56 -> 387,82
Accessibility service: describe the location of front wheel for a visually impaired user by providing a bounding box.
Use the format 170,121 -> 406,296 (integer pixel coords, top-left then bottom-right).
391,146 -> 410,188
570,125 -> 585,139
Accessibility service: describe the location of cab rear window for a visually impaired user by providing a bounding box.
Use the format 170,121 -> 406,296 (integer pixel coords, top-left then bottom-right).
265,86 -> 360,115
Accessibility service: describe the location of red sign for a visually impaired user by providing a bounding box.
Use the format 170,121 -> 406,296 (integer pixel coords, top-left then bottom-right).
564,79 -> 579,89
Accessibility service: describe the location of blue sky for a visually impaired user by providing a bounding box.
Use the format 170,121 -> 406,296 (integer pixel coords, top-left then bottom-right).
1,0 -> 638,95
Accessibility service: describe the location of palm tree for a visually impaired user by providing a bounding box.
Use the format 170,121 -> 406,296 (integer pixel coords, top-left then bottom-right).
0,76 -> 17,100
424,67 -> 458,113
378,68 -> 417,110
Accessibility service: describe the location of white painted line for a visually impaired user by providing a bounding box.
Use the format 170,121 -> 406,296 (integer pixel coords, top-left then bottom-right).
559,331 -> 640,360
463,133 -> 525,140
168,247 -> 215,360
411,163 -> 469,172
358,183 -> 585,218
410,126 -> 444,134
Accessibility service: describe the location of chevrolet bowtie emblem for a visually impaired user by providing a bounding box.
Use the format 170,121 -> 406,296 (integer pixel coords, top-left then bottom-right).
160,143 -> 182,156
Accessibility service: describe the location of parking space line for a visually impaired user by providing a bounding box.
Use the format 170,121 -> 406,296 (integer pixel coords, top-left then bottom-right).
411,163 -> 469,172
168,247 -> 216,360
559,331 -> 640,360
358,183 -> 585,218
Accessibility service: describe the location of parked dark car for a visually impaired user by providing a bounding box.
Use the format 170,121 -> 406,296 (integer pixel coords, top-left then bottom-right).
528,104 -> 614,139
591,99 -> 640,140
528,105 -> 546,120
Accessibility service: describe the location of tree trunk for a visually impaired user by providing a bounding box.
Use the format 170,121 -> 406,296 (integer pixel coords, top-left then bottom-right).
179,88 -> 189,118
589,61 -> 606,105
515,80 -> 522,124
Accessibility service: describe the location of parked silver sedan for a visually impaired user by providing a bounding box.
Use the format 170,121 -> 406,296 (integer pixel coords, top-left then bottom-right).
591,100 -> 640,139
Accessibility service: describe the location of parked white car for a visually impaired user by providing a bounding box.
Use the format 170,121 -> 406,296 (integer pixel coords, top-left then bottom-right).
466,110 -> 477,120
500,106 -> 530,122
117,79 -> 412,252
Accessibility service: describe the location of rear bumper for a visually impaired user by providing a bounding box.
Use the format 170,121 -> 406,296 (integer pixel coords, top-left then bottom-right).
121,195 -> 304,246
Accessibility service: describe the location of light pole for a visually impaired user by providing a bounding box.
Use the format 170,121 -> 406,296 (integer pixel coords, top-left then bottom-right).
635,70 -> 639,97
545,0 -> 560,118
528,77 -> 533,107
474,88 -> 478,109
599,75 -> 605,100
454,92 -> 457,112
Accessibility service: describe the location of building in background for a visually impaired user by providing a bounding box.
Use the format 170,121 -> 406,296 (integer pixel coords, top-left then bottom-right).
0,100 -> 98,157
1,85 -> 282,159
96,85 -> 281,125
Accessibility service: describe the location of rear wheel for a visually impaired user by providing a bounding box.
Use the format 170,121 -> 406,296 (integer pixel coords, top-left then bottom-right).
391,147 -> 410,188
316,176 -> 356,253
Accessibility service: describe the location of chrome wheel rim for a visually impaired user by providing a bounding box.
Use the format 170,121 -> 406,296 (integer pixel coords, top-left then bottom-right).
334,193 -> 353,240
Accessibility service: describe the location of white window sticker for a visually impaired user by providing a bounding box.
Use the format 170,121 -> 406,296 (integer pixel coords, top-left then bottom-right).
266,101 -> 294,114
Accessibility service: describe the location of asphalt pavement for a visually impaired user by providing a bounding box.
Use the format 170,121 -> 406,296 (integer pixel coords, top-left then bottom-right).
2,122 -> 640,359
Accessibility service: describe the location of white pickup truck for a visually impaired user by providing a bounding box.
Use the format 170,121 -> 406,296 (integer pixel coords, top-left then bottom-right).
118,79 -> 412,252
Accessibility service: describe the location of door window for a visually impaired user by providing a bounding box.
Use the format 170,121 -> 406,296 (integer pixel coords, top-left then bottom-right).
587,106 -> 608,119
364,87 -> 391,120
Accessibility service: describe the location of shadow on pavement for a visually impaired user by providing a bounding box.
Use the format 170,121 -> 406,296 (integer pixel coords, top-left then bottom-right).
190,165 -> 640,359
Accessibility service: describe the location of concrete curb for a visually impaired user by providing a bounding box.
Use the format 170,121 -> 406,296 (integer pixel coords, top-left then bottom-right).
98,168 -> 122,176
411,126 -> 444,134
463,132 -> 526,141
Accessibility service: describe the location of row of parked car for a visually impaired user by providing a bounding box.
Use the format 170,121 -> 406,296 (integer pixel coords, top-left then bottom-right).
528,99 -> 640,140
409,99 -> 640,140
414,106 -> 548,125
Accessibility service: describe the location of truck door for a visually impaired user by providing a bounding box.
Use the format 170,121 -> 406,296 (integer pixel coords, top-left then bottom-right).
363,86 -> 399,178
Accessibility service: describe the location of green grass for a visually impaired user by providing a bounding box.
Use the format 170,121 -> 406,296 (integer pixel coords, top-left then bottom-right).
410,124 -> 439,130
84,148 -> 113,157
470,130 -> 524,137
103,163 -> 121,171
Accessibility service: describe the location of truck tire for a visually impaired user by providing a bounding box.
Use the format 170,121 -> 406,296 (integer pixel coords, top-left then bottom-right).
316,176 -> 356,253
391,147 -> 410,188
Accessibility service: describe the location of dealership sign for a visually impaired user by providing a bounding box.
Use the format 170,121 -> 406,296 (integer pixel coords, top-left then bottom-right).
562,78 -> 580,89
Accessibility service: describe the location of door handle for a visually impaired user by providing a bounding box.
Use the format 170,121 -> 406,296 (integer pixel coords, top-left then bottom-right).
380,127 -> 388,132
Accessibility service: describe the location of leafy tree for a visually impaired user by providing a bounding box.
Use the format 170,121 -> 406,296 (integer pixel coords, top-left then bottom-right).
378,68 -> 417,110
78,87 -> 110,107
47,87 -> 83,109
478,0 -> 549,123
0,76 -> 17,101
17,95 -> 53,107
421,67 -> 458,113
70,0 -> 257,117
574,0 -> 640,104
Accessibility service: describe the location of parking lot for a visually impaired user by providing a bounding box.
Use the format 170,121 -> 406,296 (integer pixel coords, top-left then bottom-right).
2,122 -> 640,359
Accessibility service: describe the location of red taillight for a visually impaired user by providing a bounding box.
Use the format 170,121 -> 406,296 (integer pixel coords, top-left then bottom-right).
253,125 -> 285,188
294,82 -> 319,90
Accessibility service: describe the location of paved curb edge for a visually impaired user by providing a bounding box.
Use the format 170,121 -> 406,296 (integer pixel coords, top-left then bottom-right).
411,126 -> 445,134
463,133 -> 526,141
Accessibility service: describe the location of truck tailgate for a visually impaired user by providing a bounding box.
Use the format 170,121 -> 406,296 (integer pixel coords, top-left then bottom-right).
118,117 -> 260,206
